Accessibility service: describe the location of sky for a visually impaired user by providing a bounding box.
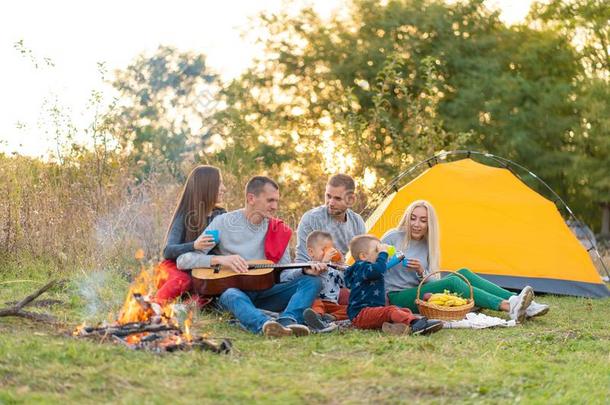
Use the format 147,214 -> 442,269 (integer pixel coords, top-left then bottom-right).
0,0 -> 533,158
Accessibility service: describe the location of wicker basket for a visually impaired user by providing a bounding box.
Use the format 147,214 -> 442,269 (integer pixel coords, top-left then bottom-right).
415,271 -> 474,320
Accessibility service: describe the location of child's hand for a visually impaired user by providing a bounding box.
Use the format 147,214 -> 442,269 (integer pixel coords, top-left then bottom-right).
378,243 -> 389,253
322,247 -> 340,262
304,262 -> 328,276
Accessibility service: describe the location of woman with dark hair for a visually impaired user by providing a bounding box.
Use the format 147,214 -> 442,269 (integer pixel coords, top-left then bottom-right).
155,165 -> 227,305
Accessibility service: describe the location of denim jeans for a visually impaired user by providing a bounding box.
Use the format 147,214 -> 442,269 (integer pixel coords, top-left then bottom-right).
218,275 -> 322,334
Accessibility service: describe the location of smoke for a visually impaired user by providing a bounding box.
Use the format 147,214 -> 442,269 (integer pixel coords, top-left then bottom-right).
71,176 -> 178,321
72,269 -> 126,321
93,178 -> 177,266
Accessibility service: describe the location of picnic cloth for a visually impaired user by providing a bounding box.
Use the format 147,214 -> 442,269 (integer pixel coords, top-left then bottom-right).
235,311 -> 514,330
441,312 -> 516,329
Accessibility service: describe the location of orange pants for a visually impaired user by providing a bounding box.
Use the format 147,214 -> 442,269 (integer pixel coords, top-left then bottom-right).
312,299 -> 348,321
338,288 -> 350,305
351,305 -> 417,329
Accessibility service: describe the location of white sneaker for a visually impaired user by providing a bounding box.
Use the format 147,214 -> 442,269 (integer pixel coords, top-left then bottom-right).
526,301 -> 549,318
508,286 -> 534,323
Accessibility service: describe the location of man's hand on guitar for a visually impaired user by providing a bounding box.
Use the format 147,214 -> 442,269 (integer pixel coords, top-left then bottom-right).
303,262 -> 327,276
214,255 -> 249,273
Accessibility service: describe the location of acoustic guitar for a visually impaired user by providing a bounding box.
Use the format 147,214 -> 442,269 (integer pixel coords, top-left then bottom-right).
191,260 -> 346,297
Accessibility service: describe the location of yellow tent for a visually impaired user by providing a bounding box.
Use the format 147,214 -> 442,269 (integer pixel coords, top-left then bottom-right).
366,158 -> 609,298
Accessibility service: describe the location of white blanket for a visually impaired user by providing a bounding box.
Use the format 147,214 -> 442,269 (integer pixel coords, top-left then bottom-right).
441,312 -> 516,329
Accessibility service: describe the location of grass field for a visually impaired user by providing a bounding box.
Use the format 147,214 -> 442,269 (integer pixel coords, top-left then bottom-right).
1,261 -> 609,404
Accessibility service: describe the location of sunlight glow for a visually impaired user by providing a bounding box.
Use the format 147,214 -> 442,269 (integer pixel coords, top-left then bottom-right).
1,0 -> 533,157
362,167 -> 378,189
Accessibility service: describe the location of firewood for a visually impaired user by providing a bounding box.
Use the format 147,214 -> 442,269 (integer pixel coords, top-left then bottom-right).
155,338 -> 232,354
3,299 -> 64,308
192,337 -> 233,354
77,323 -> 179,338
0,280 -> 58,323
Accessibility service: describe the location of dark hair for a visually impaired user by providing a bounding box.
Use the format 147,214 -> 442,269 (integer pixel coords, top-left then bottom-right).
306,230 -> 333,248
245,176 -> 279,196
166,165 -> 222,244
328,174 -> 355,192
349,234 -> 379,260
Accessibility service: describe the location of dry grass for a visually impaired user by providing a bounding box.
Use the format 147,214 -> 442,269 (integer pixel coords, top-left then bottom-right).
0,153 -> 220,272
0,151 -> 336,275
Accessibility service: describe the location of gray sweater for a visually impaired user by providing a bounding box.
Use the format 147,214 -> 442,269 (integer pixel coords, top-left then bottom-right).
295,206 -> 366,262
176,209 -> 294,279
381,229 -> 430,292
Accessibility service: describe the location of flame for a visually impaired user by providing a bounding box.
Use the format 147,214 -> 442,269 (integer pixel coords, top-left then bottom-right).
73,322 -> 86,336
117,269 -> 154,324
184,311 -> 193,342
74,264 -> 201,350
162,301 -> 175,323
134,249 -> 145,261
126,333 -> 144,345
154,262 -> 170,290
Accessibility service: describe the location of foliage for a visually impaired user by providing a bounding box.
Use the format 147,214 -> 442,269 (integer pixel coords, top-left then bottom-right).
212,1 -> 477,194
209,0 -> 588,216
530,0 -> 609,79
111,46 -> 219,181
530,0 -> 610,233
567,80 -> 610,233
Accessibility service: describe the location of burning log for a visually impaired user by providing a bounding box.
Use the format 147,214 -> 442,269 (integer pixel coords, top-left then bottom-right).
0,280 -> 59,323
73,262 -> 231,354
75,322 -> 179,338
109,333 -> 233,354
76,317 -> 232,354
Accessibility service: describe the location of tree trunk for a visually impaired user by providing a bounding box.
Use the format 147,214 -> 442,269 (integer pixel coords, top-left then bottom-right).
601,203 -> 610,237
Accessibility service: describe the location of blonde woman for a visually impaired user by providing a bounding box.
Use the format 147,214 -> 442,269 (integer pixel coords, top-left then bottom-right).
381,200 -> 549,323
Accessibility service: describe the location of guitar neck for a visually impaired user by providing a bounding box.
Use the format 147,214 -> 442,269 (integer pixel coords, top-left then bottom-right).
247,262 -> 344,271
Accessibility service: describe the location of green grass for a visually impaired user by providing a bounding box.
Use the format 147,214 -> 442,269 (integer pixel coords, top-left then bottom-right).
1,263 -> 609,404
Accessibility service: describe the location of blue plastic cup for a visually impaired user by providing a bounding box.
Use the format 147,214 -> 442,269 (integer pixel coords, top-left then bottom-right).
386,254 -> 402,268
204,229 -> 220,243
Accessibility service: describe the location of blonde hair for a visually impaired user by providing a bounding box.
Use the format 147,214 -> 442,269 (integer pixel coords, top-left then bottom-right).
396,200 -> 440,278
349,234 -> 379,260
306,230 -> 333,248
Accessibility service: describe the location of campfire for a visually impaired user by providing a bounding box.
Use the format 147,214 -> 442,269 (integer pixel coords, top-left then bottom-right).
73,257 -> 231,354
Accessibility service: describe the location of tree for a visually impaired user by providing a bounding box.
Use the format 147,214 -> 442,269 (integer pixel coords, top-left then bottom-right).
111,46 -> 218,180
569,80 -> 610,235
530,0 -> 609,79
212,0 -> 582,210
531,0 -> 610,234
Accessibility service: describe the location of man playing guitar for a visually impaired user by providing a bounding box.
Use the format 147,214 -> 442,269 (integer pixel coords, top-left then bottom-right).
176,176 -> 326,337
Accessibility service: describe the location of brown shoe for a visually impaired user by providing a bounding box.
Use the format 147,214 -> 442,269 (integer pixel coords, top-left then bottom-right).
262,320 -> 292,337
382,322 -> 411,335
286,323 -> 310,337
